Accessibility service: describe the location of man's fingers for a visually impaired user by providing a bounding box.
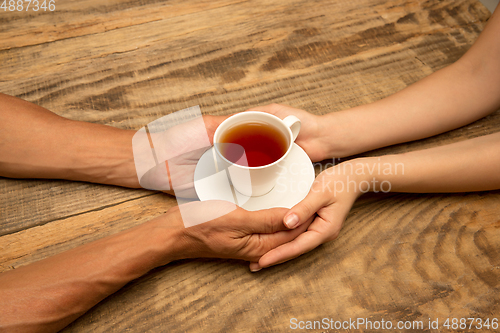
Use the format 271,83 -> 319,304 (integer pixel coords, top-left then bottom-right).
203,115 -> 229,143
258,216 -> 311,248
244,207 -> 291,234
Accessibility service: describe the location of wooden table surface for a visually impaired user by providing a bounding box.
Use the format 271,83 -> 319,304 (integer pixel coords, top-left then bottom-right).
1,0 -> 499,332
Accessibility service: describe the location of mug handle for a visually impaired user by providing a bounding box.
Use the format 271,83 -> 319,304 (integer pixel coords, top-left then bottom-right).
282,115 -> 301,141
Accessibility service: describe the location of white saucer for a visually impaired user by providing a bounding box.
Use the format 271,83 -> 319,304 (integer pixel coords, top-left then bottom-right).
193,143 -> 315,211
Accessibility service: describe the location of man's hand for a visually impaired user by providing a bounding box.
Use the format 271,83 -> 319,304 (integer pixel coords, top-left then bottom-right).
165,200 -> 311,264
137,114 -> 228,198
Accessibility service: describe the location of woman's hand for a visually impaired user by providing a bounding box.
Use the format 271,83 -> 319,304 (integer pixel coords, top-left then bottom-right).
246,104 -> 335,162
249,162 -> 367,271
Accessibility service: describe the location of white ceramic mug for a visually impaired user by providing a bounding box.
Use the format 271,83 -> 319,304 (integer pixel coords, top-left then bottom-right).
213,111 -> 301,196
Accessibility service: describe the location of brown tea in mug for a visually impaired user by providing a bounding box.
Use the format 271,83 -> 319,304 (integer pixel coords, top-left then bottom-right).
219,121 -> 288,167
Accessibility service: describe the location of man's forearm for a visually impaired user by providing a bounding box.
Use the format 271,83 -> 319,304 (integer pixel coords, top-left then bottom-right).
0,215 -> 185,333
362,132 -> 500,193
0,93 -> 139,187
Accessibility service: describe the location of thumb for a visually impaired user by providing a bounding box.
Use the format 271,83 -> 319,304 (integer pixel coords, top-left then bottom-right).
283,188 -> 329,229
245,207 -> 290,234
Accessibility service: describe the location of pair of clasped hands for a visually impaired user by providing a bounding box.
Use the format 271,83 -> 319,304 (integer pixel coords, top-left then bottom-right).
146,104 -> 348,272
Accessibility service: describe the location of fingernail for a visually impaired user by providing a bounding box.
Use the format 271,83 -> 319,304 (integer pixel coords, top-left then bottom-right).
284,213 -> 300,229
249,263 -> 262,272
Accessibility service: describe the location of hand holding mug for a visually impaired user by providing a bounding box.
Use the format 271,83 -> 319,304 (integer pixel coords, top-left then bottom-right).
246,104 -> 333,162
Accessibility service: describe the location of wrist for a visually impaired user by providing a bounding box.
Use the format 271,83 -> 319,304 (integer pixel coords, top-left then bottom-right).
133,210 -> 188,270
64,121 -> 140,188
323,104 -> 405,158
326,159 -> 373,199
320,110 -> 370,159
144,211 -> 192,265
356,155 -> 404,194
0,93 -> 140,188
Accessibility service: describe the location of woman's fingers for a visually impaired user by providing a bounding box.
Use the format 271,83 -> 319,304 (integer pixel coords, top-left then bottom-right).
283,183 -> 331,229
248,230 -> 321,272
258,219 -> 326,268
249,195 -> 353,271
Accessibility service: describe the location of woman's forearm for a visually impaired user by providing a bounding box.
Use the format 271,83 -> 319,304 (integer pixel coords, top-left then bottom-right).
0,93 -> 139,188
328,61 -> 499,157
320,7 -> 500,158
362,132 -> 500,193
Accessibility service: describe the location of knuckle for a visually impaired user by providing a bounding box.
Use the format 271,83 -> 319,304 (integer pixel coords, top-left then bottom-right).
260,209 -> 282,233
299,200 -> 317,219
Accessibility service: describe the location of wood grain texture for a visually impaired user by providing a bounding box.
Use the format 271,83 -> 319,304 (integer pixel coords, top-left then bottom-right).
0,194 -> 175,272
0,178 -> 154,236
1,0 -> 499,331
